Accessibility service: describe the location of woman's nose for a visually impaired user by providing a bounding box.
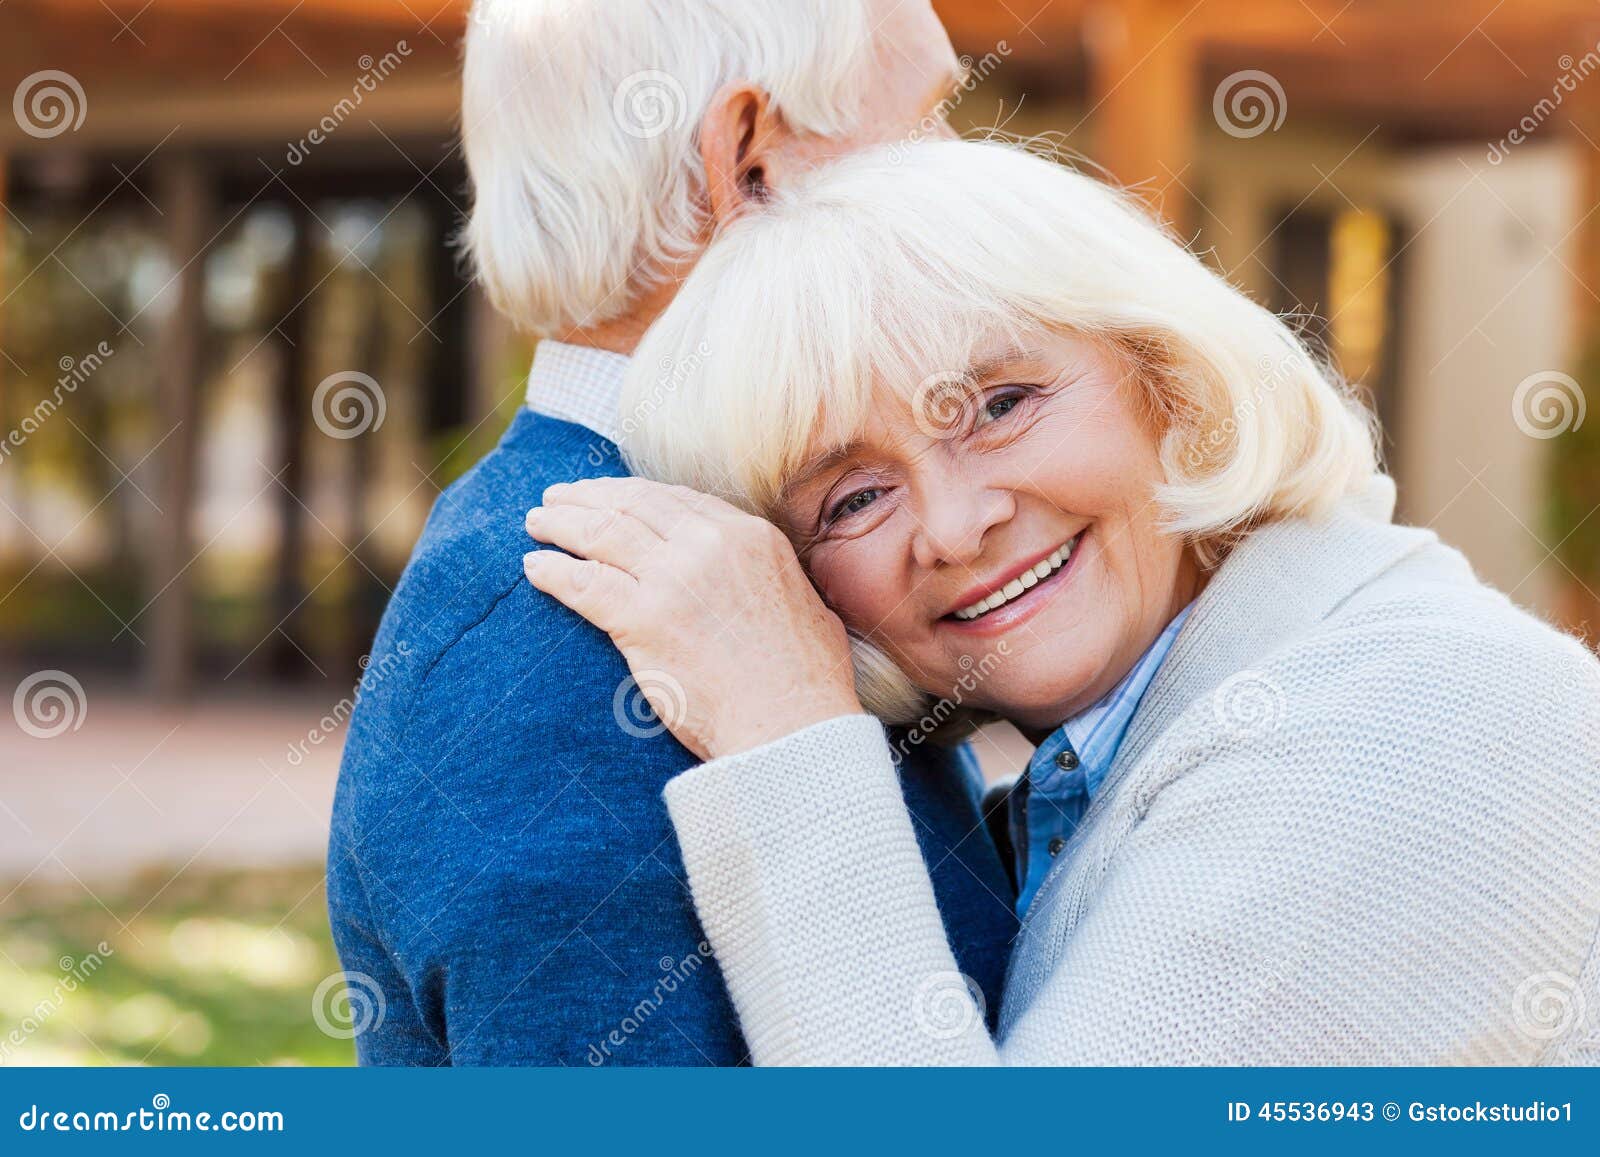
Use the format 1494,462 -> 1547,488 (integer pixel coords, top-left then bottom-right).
909,486 -> 1014,571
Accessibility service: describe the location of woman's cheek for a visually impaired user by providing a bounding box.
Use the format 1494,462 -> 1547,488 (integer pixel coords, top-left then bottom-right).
807,547 -> 880,631
1029,435 -> 1145,513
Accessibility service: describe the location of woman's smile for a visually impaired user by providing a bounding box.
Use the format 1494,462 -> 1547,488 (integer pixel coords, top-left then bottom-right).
938,528 -> 1087,636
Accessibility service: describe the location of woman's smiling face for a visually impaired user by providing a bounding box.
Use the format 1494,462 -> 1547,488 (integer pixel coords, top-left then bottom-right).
777,331 -> 1205,736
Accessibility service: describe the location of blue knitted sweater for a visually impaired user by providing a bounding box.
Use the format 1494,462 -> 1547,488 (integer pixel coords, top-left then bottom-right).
326,409 -> 1018,1064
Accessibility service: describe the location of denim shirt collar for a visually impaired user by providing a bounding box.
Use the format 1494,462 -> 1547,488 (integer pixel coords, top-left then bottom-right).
1025,602 -> 1195,797
1011,602 -> 1194,915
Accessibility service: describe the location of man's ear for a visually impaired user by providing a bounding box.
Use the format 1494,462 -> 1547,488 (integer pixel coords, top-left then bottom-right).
699,82 -> 793,228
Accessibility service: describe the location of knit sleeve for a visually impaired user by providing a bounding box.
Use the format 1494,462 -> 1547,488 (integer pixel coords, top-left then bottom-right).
666,611 -> 1600,1065
663,714 -> 1003,1065
1001,612 -> 1600,1064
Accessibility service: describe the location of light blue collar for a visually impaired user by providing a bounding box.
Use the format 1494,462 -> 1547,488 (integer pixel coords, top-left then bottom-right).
1013,602 -> 1194,915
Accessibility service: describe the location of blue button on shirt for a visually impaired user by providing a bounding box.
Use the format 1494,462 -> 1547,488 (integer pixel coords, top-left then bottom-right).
1010,603 -> 1193,916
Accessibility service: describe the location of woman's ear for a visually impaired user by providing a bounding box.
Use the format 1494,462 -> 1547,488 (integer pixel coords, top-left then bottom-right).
699,81 -> 794,228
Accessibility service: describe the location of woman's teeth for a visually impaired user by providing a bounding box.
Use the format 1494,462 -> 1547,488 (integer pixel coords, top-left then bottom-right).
952,536 -> 1078,621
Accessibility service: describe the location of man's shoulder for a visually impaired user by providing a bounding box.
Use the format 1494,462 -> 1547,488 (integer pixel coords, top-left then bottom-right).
336,410 -> 692,833
390,409 -> 623,656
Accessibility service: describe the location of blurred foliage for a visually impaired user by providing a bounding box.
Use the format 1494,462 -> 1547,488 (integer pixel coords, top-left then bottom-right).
0,564 -> 143,659
0,865 -> 351,1067
0,199 -> 450,674
1550,340 -> 1600,588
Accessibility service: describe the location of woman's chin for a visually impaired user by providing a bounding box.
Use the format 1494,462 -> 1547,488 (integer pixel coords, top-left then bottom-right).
916,620 -> 1117,727
960,663 -> 1106,729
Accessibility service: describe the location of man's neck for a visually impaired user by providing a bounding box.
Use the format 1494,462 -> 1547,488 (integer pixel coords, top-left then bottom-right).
559,316 -> 649,357
558,272 -> 683,357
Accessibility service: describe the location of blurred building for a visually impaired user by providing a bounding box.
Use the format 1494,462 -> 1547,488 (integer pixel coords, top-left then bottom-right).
1,0 -> 1597,700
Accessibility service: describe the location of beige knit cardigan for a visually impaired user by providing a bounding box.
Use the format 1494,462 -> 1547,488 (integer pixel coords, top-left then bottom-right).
663,476 -> 1600,1065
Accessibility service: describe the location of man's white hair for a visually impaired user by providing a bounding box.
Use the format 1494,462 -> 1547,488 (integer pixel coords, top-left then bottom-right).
619,139 -> 1380,724
462,0 -> 874,336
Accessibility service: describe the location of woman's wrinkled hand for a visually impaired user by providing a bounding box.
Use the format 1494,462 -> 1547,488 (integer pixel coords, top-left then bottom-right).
523,477 -> 863,761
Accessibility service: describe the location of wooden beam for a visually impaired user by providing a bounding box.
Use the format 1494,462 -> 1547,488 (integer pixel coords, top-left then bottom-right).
0,152 -> 8,456
1086,0 -> 1199,232
267,202 -> 314,679
41,0 -> 468,19
1187,0 -> 1600,51
0,151 -> 11,524
146,154 -> 212,701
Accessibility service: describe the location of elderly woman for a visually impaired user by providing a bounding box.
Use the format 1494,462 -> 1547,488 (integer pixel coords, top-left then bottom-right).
522,140 -> 1600,1065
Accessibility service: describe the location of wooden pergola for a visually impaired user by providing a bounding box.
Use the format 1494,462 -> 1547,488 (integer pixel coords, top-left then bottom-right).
939,1 -> 1600,266
2,0 -> 1597,694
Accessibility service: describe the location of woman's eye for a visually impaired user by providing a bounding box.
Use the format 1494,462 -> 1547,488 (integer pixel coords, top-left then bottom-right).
830,487 -> 882,521
975,389 -> 1028,428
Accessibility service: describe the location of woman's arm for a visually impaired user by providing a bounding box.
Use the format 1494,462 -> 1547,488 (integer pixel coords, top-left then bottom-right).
525,478 -> 1600,1063
521,476 -> 1005,1064
664,713 -> 1001,1065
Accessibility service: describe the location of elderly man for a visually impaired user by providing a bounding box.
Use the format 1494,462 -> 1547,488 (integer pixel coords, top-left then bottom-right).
326,0 -> 1016,1065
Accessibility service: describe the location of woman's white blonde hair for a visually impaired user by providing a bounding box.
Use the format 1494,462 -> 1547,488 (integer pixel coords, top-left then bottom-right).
620,139 -> 1379,725
461,0 -> 873,336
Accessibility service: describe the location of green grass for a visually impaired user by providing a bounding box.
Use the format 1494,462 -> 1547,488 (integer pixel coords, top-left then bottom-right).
0,865 -> 353,1067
